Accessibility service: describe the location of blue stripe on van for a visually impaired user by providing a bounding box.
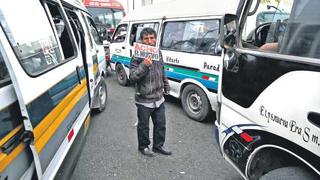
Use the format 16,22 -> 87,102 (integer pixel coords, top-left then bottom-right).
26,67 -> 87,127
110,55 -> 131,68
165,70 -> 218,92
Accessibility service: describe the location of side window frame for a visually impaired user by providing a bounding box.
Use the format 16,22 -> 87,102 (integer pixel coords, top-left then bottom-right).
82,13 -> 94,49
86,16 -> 103,45
44,1 -> 78,61
129,22 -> 159,46
111,24 -> 128,43
160,19 -> 220,56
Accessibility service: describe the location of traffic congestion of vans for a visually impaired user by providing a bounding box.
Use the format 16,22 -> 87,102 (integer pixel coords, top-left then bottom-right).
1,0 -> 320,179
109,0 -> 239,121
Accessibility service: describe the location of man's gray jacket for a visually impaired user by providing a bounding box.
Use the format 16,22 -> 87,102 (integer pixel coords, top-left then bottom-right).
129,52 -> 170,103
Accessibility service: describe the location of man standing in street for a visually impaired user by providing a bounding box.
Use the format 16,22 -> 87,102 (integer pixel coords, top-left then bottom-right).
130,27 -> 172,157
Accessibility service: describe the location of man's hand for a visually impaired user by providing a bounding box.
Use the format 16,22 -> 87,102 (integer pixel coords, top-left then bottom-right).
143,55 -> 152,66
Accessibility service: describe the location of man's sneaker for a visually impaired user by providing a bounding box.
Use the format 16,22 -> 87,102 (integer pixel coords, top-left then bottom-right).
152,146 -> 172,155
139,147 -> 154,157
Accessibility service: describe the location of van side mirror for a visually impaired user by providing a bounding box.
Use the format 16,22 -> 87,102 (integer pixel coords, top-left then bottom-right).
220,14 -> 238,48
220,14 -> 239,72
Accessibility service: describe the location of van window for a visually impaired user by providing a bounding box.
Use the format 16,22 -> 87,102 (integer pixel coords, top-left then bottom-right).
87,16 -> 103,45
0,0 -> 63,76
47,2 -> 76,60
161,20 -> 220,55
130,23 -> 159,45
241,0 -> 320,59
82,13 -> 94,49
0,53 -> 22,140
0,52 -> 11,87
112,24 -> 127,43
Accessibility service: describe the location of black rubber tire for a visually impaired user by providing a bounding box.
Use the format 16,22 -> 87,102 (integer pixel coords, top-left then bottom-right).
260,167 -> 318,180
181,84 -> 210,122
95,79 -> 107,113
116,63 -> 128,86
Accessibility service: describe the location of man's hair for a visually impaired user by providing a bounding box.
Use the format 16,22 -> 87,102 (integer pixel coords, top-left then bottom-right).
140,27 -> 157,40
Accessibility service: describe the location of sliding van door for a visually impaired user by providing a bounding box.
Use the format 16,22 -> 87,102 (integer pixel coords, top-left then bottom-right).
0,0 -> 90,179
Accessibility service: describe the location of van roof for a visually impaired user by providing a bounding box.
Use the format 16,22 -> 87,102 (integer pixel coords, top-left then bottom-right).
122,0 -> 240,22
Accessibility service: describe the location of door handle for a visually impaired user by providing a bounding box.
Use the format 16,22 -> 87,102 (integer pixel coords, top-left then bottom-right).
307,111 -> 320,128
96,49 -> 99,53
122,46 -> 125,49
76,66 -> 82,84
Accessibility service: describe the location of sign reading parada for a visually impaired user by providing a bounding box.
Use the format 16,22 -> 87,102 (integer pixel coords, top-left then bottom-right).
134,43 -> 160,61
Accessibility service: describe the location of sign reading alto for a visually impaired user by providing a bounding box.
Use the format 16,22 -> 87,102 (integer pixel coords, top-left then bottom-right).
134,43 -> 160,61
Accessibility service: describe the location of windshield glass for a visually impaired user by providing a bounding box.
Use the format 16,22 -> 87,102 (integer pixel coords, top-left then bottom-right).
87,7 -> 124,29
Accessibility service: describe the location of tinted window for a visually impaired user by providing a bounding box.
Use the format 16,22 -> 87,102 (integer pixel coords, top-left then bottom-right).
0,53 -> 10,87
47,2 -> 76,60
0,53 -> 21,140
112,24 -> 127,43
0,0 -> 63,76
87,17 -> 103,45
161,20 -> 220,55
240,0 -> 320,59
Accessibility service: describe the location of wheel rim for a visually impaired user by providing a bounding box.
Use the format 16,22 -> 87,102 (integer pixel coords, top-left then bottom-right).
99,83 -> 106,106
186,91 -> 202,114
117,66 -> 125,81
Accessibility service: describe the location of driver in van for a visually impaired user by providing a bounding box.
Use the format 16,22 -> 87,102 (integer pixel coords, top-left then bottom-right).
129,27 -> 172,157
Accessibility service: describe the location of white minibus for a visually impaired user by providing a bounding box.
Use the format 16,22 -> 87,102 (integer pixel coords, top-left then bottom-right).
109,0 -> 240,121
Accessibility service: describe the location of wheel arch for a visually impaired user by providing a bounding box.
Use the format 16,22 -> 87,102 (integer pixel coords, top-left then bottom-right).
179,79 -> 216,110
244,131 -> 320,179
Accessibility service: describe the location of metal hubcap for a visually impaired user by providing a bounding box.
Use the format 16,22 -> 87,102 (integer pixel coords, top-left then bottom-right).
117,67 -> 124,81
186,91 -> 202,114
99,84 -> 106,106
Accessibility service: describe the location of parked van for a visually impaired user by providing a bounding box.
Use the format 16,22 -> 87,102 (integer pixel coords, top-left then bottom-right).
109,0 -> 240,121
215,0 -> 320,179
0,0 -> 107,179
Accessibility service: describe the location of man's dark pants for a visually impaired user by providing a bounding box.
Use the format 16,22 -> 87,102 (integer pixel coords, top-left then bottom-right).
136,103 -> 166,150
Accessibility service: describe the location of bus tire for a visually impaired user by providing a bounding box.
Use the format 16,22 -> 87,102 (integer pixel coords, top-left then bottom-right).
181,84 -> 210,122
116,63 -> 128,86
95,79 -> 107,113
260,167 -> 317,180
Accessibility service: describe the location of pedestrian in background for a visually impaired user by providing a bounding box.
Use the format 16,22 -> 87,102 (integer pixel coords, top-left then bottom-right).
129,27 -> 172,157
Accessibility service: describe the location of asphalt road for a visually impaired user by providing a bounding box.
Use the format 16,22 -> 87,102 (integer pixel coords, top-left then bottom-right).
71,72 -> 242,180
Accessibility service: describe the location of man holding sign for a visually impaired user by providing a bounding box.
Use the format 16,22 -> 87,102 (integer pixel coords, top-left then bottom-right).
130,28 -> 171,157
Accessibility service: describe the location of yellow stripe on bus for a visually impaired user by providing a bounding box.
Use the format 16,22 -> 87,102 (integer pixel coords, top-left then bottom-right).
34,78 -> 88,152
0,125 -> 23,147
0,78 -> 88,172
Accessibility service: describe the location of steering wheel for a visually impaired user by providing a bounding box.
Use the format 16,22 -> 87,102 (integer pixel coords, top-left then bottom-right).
254,22 -> 271,47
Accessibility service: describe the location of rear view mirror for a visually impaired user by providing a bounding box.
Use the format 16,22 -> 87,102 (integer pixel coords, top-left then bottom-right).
220,14 -> 238,49
220,14 -> 239,72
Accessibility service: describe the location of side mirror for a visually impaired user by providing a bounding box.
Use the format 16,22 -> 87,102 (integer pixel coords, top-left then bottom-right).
220,14 -> 239,49
220,14 -> 239,72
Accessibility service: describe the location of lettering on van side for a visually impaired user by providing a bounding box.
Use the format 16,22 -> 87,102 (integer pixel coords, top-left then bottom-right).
166,57 -> 179,64
260,105 -> 320,146
203,62 -> 220,72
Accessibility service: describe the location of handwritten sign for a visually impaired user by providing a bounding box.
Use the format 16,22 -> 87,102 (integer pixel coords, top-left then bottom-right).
133,43 -> 159,61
